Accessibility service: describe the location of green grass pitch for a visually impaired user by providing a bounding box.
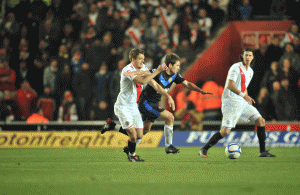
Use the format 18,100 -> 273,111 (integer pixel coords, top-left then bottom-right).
0,147 -> 299,195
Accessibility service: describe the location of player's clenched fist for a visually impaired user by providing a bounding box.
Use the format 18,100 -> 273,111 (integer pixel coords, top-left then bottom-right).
157,63 -> 168,72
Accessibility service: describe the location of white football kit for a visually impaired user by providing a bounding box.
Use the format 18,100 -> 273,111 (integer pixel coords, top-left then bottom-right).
221,62 -> 261,128
114,63 -> 148,129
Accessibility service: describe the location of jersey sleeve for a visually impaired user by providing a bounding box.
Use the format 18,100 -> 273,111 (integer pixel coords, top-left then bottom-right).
174,74 -> 185,84
123,66 -> 136,81
227,65 -> 239,82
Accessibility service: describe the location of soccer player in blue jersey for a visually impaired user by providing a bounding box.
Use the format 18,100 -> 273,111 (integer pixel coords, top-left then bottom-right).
102,53 -> 213,154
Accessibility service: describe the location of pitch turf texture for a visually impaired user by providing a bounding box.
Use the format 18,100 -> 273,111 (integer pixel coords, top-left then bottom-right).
1,147 -> 299,195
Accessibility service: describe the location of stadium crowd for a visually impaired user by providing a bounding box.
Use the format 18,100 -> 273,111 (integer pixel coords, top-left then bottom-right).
0,0 -> 299,123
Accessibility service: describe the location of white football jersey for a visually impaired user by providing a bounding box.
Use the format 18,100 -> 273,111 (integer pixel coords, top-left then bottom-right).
222,62 -> 254,101
115,63 -> 148,106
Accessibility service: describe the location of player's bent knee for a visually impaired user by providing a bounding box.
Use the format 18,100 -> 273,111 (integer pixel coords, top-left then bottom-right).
220,127 -> 231,137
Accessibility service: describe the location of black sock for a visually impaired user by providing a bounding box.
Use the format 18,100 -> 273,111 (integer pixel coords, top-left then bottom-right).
128,140 -> 136,154
119,127 -> 128,136
257,126 -> 266,153
202,132 -> 223,150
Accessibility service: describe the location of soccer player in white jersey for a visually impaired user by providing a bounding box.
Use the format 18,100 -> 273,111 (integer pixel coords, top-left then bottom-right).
199,47 -> 275,158
114,48 -> 172,162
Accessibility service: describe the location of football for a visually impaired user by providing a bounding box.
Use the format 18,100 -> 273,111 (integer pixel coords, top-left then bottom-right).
225,143 -> 241,159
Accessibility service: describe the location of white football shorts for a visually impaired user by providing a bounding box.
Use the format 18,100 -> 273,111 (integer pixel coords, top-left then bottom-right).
221,99 -> 261,128
114,103 -> 143,130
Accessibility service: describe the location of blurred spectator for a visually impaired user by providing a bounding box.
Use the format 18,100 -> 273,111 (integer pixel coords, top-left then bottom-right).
1,12 -> 20,39
97,0 -> 116,18
201,76 -> 224,121
0,61 -> 16,92
175,39 -> 195,73
197,8 -> 212,38
117,0 -> 137,27
37,85 -> 56,121
208,0 -> 225,35
274,78 -> 298,121
293,36 -> 300,55
15,61 -> 30,90
0,37 -> 11,62
279,43 -> 300,73
105,11 -> 127,47
57,91 -> 78,122
26,107 -> 49,124
93,63 -> 111,103
265,36 -> 284,65
13,80 -> 37,120
125,17 -> 144,49
270,80 -> 280,121
73,0 -> 89,20
189,21 -> 206,51
59,24 -> 75,50
57,44 -> 70,67
281,24 -> 299,46
248,35 -> 269,97
155,3 -> 178,34
139,12 -> 149,29
144,55 -> 154,70
270,0 -> 288,19
116,36 -> 132,63
32,51 -> 49,95
43,58 -> 58,94
56,63 -> 73,102
153,37 -> 170,68
208,0 -> 229,14
238,0 -> 253,20
175,4 -> 193,36
144,4 -> 156,20
191,0 -> 202,17
90,100 -> 110,120
82,26 -> 99,50
82,29 -> 102,74
85,3 -> 105,34
260,61 -> 279,93
143,16 -> 166,58
256,87 -> 276,121
140,0 -> 160,11
277,58 -> 300,97
109,59 -> 126,109
0,90 -> 16,122
39,17 -> 61,49
71,50 -> 83,75
37,39 -> 53,57
99,31 -> 117,72
73,63 -> 93,120
169,23 -> 185,51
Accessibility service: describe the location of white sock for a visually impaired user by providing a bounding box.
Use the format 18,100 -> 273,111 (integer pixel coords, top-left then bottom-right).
164,124 -> 173,147
136,138 -> 142,146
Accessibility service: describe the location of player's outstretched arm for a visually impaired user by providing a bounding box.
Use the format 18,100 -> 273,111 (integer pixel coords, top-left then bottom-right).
227,80 -> 255,105
181,80 -> 214,95
148,79 -> 175,111
133,63 -> 168,85
123,70 -> 151,78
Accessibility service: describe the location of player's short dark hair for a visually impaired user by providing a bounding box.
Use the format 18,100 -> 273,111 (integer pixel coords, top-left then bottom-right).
240,47 -> 255,66
164,53 -> 180,66
129,48 -> 144,62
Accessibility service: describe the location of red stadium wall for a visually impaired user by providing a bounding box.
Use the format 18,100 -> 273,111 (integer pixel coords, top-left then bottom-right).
167,20 -> 293,111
